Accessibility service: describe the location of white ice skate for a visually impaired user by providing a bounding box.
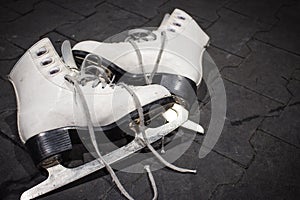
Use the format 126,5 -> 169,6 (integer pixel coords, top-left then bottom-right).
72,8 -> 210,108
9,38 -> 203,200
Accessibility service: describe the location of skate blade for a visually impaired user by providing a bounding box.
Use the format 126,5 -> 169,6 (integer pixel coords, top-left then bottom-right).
163,108 -> 204,134
180,120 -> 204,134
20,103 -> 189,200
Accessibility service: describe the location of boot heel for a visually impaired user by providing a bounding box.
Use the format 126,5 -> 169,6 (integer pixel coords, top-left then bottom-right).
25,129 -> 72,167
153,74 -> 197,108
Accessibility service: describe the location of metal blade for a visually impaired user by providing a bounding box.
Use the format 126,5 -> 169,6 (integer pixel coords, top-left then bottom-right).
163,106 -> 204,134
20,104 -> 188,200
180,120 -> 204,134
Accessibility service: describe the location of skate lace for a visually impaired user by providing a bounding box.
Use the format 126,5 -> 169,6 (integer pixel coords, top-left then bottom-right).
119,82 -> 196,174
125,29 -> 157,42
65,53 -> 135,199
65,50 -> 194,200
128,30 -> 166,85
65,53 -> 161,200
126,30 -> 197,172
75,53 -> 115,88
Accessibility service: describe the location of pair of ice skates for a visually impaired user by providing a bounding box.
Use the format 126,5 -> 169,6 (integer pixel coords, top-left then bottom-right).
9,8 -> 209,200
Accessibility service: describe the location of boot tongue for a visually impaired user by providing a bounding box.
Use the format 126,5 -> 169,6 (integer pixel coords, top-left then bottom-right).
61,40 -> 79,71
157,13 -> 170,30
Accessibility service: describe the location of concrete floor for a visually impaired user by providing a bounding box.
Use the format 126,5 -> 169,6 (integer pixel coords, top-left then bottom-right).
0,0 -> 299,199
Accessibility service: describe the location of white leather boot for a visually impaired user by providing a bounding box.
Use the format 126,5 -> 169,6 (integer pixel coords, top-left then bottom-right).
10,38 -> 202,200
72,8 -> 209,107
9,37 -> 176,165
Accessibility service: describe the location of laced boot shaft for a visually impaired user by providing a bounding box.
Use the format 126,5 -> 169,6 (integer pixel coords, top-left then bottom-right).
72,8 -> 209,107
9,38 -> 174,165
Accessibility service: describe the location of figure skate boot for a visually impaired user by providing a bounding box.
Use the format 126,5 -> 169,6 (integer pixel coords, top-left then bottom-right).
9,38 -> 197,200
72,8 -> 210,108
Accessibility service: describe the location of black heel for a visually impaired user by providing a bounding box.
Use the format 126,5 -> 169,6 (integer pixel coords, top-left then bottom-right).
153,74 -> 197,108
26,129 -> 72,167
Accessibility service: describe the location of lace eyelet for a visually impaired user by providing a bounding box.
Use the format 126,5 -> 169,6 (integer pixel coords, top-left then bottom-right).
167,28 -> 176,32
36,47 -> 48,56
41,57 -> 53,66
177,16 -> 186,20
64,75 -> 74,85
173,22 -> 181,27
49,66 -> 60,75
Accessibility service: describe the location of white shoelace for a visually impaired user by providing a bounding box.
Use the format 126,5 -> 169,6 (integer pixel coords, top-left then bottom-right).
118,82 -> 196,174
65,54 -> 133,200
65,42 -> 195,199
128,30 -> 167,84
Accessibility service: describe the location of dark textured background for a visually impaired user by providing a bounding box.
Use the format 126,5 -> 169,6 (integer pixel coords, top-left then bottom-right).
0,0 -> 299,199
